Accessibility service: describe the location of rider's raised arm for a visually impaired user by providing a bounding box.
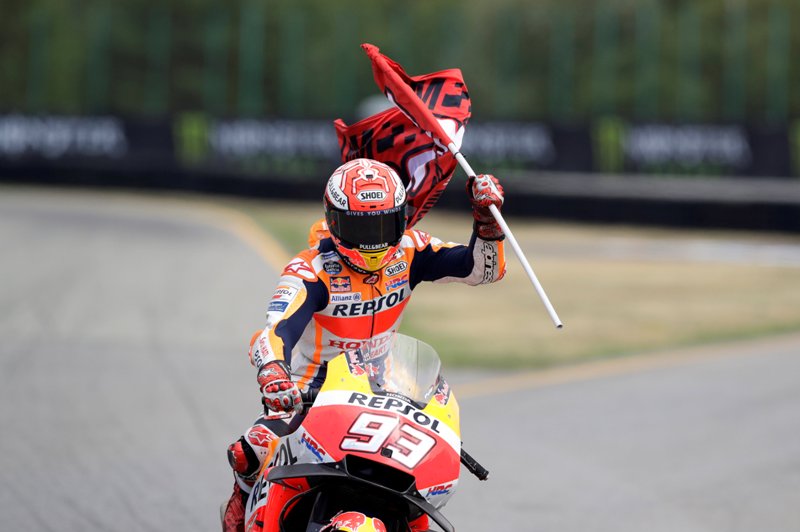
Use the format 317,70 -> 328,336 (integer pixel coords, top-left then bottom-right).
249,257 -> 328,369
406,229 -> 506,287
406,173 -> 507,287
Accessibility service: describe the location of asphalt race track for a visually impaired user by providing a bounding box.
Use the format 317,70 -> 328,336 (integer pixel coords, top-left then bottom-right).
2,187 -> 799,531
0,188 -> 271,531
448,333 -> 800,531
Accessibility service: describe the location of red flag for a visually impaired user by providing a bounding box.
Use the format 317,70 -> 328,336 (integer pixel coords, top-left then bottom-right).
361,43 -> 469,150
333,44 -> 471,228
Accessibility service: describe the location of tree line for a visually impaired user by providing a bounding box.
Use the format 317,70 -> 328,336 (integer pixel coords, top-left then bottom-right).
1,0 -> 796,124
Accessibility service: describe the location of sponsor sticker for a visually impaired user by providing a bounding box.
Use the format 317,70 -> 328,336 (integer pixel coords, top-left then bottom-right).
360,242 -> 388,251
346,391 -> 441,434
331,339 -> 364,350
385,261 -> 408,277
331,287 -> 407,316
323,261 -> 342,275
271,285 -> 298,301
299,431 -> 327,461
330,292 -> 362,303
283,258 -> 316,281
329,334 -> 393,361
330,276 -> 351,292
384,274 -> 408,292
327,180 -> 348,209
357,190 -> 386,202
425,483 -> 454,497
247,425 -> 275,447
268,300 -> 289,313
346,349 -> 367,376
330,512 -> 367,531
252,336 -> 270,368
412,229 -> 431,248
481,242 -> 498,283
433,378 -> 451,406
363,273 -> 379,285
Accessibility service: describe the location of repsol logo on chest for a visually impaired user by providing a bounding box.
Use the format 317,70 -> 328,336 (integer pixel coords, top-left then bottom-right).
331,287 -> 407,316
348,392 -> 441,434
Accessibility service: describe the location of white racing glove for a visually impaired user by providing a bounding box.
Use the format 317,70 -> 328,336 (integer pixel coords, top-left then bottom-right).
257,360 -> 302,413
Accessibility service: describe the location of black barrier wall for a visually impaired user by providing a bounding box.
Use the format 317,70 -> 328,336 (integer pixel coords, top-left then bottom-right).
2,114 -> 797,178
2,114 -> 800,232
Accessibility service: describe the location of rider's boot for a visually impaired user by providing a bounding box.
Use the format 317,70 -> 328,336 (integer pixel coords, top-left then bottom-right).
221,482 -> 249,532
221,423 -> 283,531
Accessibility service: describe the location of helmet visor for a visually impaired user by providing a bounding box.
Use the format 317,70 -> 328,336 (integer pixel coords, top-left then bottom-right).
328,205 -> 406,250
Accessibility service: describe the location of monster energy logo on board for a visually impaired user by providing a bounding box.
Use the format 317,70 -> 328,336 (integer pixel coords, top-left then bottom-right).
594,117 -> 625,173
175,112 -> 210,166
792,121 -> 800,177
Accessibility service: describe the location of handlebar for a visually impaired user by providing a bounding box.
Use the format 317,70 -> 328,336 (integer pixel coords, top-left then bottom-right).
262,386 -> 320,419
460,447 -> 490,481
300,386 -> 319,409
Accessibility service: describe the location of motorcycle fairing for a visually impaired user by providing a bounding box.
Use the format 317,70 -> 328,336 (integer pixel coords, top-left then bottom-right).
305,354 -> 461,500
246,344 -> 462,531
325,350 -> 461,439
267,461 -> 455,532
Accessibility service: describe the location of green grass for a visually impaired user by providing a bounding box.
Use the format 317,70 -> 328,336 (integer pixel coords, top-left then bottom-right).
226,197 -> 800,368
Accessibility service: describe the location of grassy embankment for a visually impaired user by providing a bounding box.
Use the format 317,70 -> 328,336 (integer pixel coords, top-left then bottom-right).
230,198 -> 800,368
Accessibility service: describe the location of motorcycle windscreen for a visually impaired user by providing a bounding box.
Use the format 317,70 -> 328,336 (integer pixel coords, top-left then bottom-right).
361,334 -> 441,404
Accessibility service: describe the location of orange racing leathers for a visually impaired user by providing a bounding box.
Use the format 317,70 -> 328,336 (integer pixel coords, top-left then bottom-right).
223,227 -> 505,528
249,228 -> 505,388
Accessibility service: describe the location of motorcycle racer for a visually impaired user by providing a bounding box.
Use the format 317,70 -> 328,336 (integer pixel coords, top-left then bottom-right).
223,158 -> 505,531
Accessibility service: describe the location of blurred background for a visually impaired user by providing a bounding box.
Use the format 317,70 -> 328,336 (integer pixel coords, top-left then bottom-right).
3,0 -> 799,122
2,1 -> 800,531
1,0 -> 799,230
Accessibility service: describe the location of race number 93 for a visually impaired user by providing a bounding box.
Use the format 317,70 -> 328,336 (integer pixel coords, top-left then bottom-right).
341,412 -> 435,469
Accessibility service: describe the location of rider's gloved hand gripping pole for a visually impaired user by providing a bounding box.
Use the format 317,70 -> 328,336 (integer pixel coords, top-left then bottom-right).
362,43 -> 563,329
452,146 -> 562,328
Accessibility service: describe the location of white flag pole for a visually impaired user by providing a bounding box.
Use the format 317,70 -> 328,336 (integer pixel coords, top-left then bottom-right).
361,43 -> 561,328
449,142 -> 563,329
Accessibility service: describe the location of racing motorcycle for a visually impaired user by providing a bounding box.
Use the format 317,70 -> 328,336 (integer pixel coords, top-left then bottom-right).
244,334 -> 489,532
